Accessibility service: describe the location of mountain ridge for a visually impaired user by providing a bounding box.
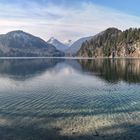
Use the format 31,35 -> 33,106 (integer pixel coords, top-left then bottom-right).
77,27 -> 140,58
47,37 -> 68,52
1,28 -> 140,58
0,30 -> 64,57
66,36 -> 93,56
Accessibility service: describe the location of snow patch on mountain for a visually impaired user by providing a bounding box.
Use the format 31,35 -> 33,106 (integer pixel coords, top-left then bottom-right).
47,37 -> 68,52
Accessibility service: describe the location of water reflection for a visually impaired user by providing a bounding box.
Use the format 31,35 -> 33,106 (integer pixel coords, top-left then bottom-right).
78,59 -> 140,83
0,58 -> 140,84
0,59 -> 63,80
0,58 -> 139,140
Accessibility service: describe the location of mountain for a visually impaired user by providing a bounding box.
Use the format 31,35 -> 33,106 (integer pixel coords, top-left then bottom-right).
47,37 -> 68,52
77,27 -> 140,58
0,31 -> 64,57
66,36 -> 93,56
63,40 -> 73,47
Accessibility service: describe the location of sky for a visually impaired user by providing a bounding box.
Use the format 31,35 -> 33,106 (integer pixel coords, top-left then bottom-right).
0,0 -> 140,42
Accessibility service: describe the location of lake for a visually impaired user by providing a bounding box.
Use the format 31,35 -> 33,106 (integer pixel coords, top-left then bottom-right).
0,58 -> 139,140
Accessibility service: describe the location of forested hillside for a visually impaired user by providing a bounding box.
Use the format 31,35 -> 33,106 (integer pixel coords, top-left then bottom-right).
78,28 -> 140,57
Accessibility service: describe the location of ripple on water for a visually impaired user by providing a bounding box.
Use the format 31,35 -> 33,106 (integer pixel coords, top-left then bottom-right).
0,59 -> 139,139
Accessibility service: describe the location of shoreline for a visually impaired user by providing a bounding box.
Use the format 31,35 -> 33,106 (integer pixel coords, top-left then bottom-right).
0,56 -> 140,60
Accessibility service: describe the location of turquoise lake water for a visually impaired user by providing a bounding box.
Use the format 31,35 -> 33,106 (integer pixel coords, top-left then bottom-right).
0,58 -> 139,140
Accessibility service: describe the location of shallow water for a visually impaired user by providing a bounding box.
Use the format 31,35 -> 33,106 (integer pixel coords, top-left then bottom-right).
0,58 -> 140,140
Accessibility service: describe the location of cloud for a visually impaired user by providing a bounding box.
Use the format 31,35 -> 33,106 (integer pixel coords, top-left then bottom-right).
0,1 -> 140,42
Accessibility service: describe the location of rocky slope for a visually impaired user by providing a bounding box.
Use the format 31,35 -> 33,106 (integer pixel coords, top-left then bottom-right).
0,31 -> 64,57
77,28 -> 140,58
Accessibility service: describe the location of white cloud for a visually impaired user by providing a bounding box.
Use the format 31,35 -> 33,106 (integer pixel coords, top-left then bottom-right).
0,2 -> 140,42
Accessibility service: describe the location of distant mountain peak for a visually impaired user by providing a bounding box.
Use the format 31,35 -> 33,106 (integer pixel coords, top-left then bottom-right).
48,37 -> 59,44
6,30 -> 27,35
8,30 -> 24,33
0,30 -> 64,57
5,30 -> 34,40
66,36 -> 93,55
47,37 -> 68,52
64,40 -> 73,46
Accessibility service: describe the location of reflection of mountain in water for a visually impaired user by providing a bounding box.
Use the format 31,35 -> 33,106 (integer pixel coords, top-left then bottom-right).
78,59 -> 140,83
0,58 -> 140,83
0,59 -> 63,80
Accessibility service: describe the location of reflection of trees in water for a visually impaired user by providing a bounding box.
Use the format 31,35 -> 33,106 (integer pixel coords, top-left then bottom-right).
78,59 -> 140,83
0,58 -> 140,83
0,59 -> 63,80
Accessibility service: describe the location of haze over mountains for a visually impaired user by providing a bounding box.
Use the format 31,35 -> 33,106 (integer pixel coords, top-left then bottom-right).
0,28 -> 140,57
66,36 -> 93,56
47,37 -> 69,52
47,36 -> 94,55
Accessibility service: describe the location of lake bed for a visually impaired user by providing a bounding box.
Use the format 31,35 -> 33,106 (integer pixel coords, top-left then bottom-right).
0,58 -> 139,140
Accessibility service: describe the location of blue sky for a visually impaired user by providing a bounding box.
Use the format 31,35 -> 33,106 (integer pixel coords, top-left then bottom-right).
0,0 -> 140,42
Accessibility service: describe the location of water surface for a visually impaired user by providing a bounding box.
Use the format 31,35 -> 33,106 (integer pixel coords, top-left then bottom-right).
0,58 -> 140,140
